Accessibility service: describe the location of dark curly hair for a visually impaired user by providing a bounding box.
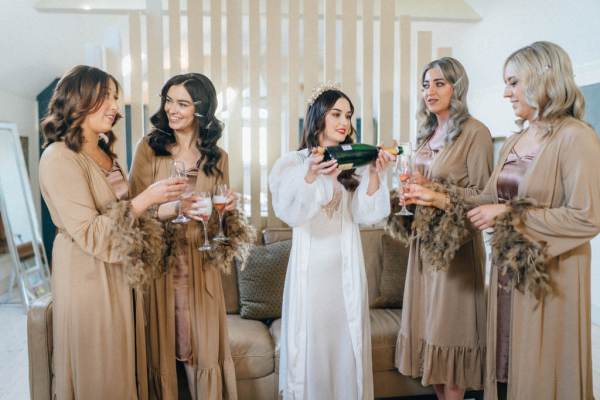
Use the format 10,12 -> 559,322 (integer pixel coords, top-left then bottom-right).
41,65 -> 121,158
147,73 -> 223,177
299,89 -> 359,192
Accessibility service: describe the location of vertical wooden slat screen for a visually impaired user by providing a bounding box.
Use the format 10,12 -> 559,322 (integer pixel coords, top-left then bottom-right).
266,0 -> 282,227
168,0 -> 181,75
399,15 -> 411,143
416,31 -> 433,94
226,0 -> 243,193
248,0 -> 261,228
361,0 -> 374,145
128,12 -> 144,150
210,0 -> 221,89
303,0 -> 319,104
378,0 -> 394,146
437,47 -> 453,58
186,0 -> 203,73
146,0 -> 164,115
324,0 -> 336,82
288,0 -> 300,152
341,0 -> 356,106
117,1 -> 454,228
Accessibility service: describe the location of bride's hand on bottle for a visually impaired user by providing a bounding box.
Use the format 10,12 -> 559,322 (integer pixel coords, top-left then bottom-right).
369,146 -> 395,174
305,148 -> 338,184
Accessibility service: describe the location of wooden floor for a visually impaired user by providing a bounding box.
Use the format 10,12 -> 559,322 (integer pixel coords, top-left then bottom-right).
1,299 -> 599,399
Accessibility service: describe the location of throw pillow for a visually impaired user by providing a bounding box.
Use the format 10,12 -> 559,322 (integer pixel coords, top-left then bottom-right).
237,240 -> 291,320
372,234 -> 409,308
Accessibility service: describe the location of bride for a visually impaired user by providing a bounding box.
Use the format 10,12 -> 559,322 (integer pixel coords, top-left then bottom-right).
269,85 -> 393,399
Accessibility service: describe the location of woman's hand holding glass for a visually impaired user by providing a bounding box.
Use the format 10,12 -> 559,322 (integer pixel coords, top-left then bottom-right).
403,184 -> 448,209
131,177 -> 188,216
183,191 -> 213,251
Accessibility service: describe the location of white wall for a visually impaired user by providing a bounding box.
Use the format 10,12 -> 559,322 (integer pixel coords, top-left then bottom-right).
417,0 -> 600,322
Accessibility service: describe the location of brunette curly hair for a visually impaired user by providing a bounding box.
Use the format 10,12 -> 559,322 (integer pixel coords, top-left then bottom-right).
41,65 -> 121,159
147,73 -> 224,177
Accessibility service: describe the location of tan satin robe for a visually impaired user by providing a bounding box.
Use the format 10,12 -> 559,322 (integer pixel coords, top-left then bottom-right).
396,117 -> 493,389
129,138 -> 237,400
475,117 -> 600,400
39,142 -> 139,400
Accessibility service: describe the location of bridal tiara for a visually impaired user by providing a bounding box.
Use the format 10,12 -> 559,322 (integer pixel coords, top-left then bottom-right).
307,81 -> 341,107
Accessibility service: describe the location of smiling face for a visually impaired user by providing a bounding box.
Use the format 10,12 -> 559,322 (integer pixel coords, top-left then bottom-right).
81,79 -> 119,134
319,97 -> 352,147
422,66 -> 453,118
503,63 -> 536,122
164,84 -> 197,133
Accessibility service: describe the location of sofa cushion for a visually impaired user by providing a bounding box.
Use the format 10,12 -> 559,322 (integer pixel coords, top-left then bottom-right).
370,308 -> 402,372
237,240 -> 291,320
372,235 -> 409,308
227,315 -> 275,380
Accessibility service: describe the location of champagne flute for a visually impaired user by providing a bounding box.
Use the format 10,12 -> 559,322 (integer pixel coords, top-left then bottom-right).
395,152 -> 414,216
170,160 -> 191,224
195,191 -> 213,251
212,184 -> 229,242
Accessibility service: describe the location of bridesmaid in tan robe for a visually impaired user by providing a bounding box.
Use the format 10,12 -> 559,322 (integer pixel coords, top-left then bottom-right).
129,73 -> 243,400
39,65 -> 186,400
389,57 -> 492,400
410,42 -> 600,400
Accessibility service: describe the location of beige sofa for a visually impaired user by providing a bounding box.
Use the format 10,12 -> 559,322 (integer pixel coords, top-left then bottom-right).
28,227 -> 482,399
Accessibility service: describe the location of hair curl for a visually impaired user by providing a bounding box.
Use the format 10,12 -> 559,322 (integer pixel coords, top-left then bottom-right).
147,73 -> 223,177
299,89 -> 359,192
417,57 -> 471,145
41,65 -> 121,158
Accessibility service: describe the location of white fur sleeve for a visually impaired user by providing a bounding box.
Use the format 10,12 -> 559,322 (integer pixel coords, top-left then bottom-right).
269,151 -> 334,227
351,166 -> 391,225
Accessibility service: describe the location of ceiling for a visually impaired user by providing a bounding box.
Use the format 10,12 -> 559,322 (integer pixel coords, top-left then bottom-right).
0,0 -> 480,101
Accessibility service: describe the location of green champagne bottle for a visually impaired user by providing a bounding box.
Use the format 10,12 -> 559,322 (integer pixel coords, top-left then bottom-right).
317,143 -> 407,170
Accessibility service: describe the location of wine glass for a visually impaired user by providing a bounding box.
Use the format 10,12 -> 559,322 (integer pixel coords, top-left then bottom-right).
212,184 -> 229,242
170,160 -> 191,224
395,152 -> 414,216
195,191 -> 213,251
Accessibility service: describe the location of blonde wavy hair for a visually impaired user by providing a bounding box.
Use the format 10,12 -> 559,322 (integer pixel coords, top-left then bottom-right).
417,57 -> 471,144
504,41 -> 585,129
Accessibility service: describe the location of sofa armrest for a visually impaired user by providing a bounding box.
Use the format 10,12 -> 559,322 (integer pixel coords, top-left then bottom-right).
27,294 -> 53,400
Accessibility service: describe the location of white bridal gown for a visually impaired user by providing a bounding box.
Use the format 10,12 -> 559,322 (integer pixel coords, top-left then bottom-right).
269,149 -> 390,400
